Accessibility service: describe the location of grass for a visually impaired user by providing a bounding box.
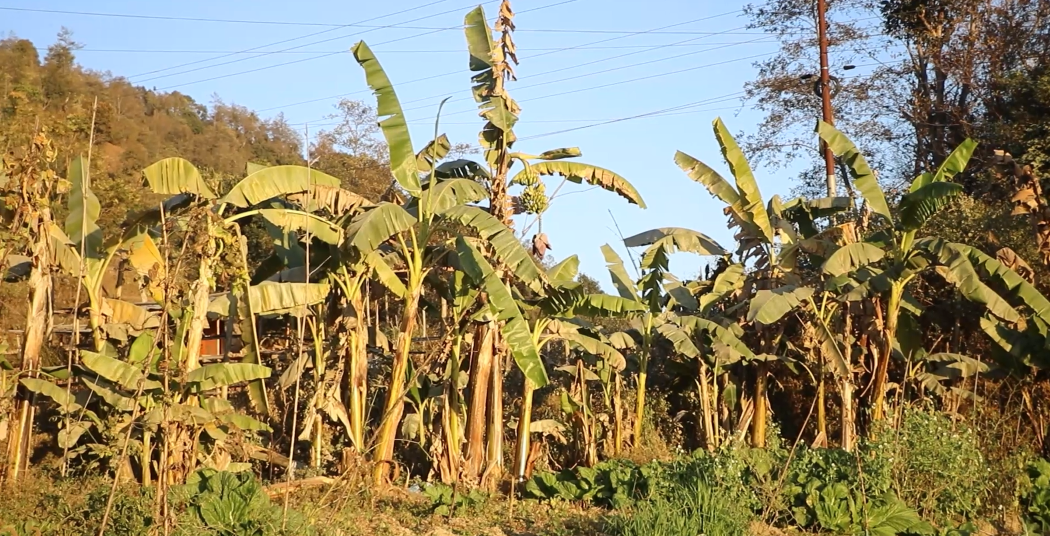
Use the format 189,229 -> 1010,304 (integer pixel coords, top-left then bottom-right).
0,466 -> 605,536
606,474 -> 753,536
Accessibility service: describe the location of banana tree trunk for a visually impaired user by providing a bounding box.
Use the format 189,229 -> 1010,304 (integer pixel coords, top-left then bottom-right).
183,259 -> 213,374
482,338 -> 504,489
141,429 -> 152,487
633,317 -> 653,445
871,283 -> 904,422
442,335 -> 464,483
579,361 -> 597,467
698,361 -> 715,452
633,369 -> 647,446
87,294 -> 105,352
5,233 -> 52,486
841,378 -> 855,451
514,378 -> 535,481
817,373 -> 827,445
751,362 -> 768,448
463,322 -> 495,482
346,296 -> 368,452
612,374 -> 623,456
371,282 -> 423,484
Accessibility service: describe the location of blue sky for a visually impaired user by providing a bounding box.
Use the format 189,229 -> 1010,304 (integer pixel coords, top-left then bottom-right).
2,0 -> 812,287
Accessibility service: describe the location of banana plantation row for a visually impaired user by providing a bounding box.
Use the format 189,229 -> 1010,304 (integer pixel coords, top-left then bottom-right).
2,3 -> 1046,498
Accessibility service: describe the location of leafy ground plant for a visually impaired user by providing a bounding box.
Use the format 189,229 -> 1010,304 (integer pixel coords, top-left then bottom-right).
524,459 -> 650,508
1021,458 -> 1050,533
422,482 -> 489,516
176,469 -> 312,536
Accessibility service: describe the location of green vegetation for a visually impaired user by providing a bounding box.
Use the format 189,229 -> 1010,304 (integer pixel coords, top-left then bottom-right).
2,0 -> 1050,535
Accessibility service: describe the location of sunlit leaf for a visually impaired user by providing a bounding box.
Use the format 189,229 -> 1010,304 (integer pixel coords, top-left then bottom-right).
142,157 -> 216,199
571,293 -> 646,317
816,121 -> 891,224
464,6 -> 518,134
675,151 -> 742,215
20,378 -> 84,413
81,350 -> 162,391
600,244 -> 640,302
713,118 -> 774,243
345,202 -> 418,259
440,205 -> 546,293
747,286 -> 814,324
700,263 -> 745,312
456,237 -> 547,387
249,281 -> 330,317
287,184 -> 370,216
416,134 -> 451,173
253,209 -> 343,245
65,156 -> 103,258
221,166 -> 340,208
822,242 -> 886,277
188,363 -> 272,392
510,161 -> 645,208
352,41 -> 421,196
656,321 -> 701,359
898,182 -> 963,232
546,255 -> 580,283
624,227 -> 727,269
415,178 -> 488,214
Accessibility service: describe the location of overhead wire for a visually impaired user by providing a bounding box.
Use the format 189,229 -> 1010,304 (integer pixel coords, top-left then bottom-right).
153,0 -> 578,90
0,4 -> 786,35
136,0 -> 507,85
266,13 -> 882,123
269,10 -> 759,119
127,0 -> 456,79
53,42 -> 787,55
293,49 -> 773,127
515,90 -> 750,142
394,33 -> 776,115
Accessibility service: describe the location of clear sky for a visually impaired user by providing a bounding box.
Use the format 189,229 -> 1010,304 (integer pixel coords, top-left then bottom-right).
1,0 -> 815,287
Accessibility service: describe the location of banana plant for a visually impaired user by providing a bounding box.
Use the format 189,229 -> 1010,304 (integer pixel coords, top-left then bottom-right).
438,3 -> 645,487
2,132 -> 59,486
49,156 -> 166,352
628,118 -> 823,447
598,236 -> 735,447
140,157 -> 344,415
511,254 -> 642,479
352,40 -> 550,484
816,122 -> 1030,421
19,327 -> 272,485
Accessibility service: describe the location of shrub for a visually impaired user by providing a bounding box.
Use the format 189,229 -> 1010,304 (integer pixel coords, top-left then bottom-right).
82,485 -> 156,536
872,408 -> 987,525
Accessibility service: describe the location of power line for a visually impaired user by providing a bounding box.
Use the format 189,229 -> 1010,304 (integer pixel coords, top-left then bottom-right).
53,42 -> 781,54
260,10 -> 755,116
0,5 -> 387,26
2,4 -> 784,35
153,0 -> 577,90
127,0 -> 456,79
306,102 -> 743,129
294,50 -> 773,127
135,0 -> 498,84
447,54 -> 768,120
396,34 -> 776,115
516,91 -> 749,142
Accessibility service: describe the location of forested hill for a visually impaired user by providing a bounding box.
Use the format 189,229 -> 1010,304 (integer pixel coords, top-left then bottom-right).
0,33 -> 393,231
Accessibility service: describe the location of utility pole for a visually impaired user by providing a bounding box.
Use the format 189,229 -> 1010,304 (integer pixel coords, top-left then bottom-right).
817,0 -> 837,197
